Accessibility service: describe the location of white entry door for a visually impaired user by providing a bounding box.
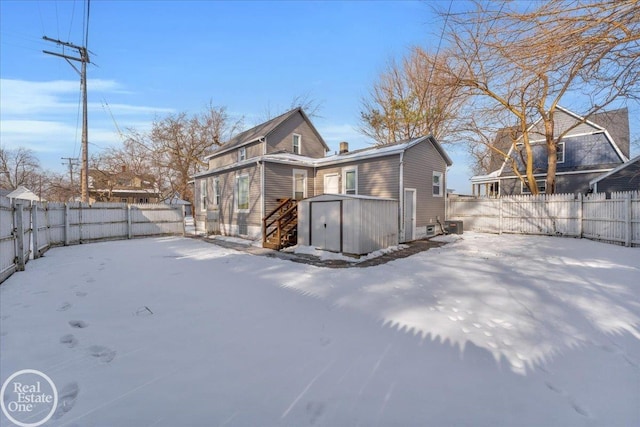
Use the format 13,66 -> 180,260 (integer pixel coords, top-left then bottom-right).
403,189 -> 416,242
324,174 -> 340,194
311,201 -> 341,252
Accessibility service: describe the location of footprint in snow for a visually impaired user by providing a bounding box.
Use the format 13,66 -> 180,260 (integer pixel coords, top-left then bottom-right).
60,334 -> 78,348
68,320 -> 88,329
52,382 -> 80,420
75,291 -> 88,297
88,345 -> 116,363
57,302 -> 72,312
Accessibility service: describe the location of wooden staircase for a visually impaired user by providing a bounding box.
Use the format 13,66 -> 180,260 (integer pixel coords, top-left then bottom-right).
262,198 -> 298,250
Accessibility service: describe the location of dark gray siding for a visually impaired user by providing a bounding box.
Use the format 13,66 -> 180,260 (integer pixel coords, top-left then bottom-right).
266,113 -> 327,159
501,171 -> 613,195
595,162 -> 640,193
403,140 -> 448,227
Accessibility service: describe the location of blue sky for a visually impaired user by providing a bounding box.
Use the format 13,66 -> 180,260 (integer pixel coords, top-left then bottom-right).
0,1 -> 636,194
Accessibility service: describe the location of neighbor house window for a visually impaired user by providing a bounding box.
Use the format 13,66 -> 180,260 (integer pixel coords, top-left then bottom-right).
343,167 -> 357,195
556,141 -> 565,163
236,175 -> 249,211
292,134 -> 301,155
433,171 -> 443,197
522,179 -> 546,194
200,180 -> 207,211
238,147 -> 246,162
213,177 -> 221,207
293,169 -> 307,200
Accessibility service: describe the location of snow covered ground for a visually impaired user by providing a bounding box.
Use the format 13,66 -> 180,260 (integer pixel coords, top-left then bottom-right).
1,232 -> 639,426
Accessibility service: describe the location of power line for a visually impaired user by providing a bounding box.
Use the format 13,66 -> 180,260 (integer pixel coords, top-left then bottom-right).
43,35 -> 90,203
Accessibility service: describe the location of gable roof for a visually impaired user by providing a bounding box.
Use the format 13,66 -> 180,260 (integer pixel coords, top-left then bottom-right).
6,186 -> 41,201
193,135 -> 452,178
589,154 -> 640,187
472,106 -> 629,183
204,108 -> 329,160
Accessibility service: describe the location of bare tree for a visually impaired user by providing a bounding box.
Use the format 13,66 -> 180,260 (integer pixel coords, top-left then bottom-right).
123,103 -> 243,205
0,147 -> 43,191
260,93 -> 323,123
360,46 -> 468,145
439,0 -> 640,194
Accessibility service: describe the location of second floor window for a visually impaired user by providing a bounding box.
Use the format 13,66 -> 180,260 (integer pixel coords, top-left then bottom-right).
238,147 -> 247,162
556,141 -> 565,163
292,134 -> 301,155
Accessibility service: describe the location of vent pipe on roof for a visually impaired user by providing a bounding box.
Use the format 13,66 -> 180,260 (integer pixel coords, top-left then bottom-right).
339,141 -> 349,154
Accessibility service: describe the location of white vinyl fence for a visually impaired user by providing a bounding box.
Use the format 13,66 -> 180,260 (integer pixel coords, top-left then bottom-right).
0,197 -> 185,284
448,191 -> 640,247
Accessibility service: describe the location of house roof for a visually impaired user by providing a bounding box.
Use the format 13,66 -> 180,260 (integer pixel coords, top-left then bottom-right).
589,154 -> 640,187
193,135 -> 452,178
471,106 -> 629,183
204,108 -> 329,160
6,186 -> 41,201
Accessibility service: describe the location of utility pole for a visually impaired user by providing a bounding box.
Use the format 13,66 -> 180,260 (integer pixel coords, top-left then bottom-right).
43,37 -> 90,202
61,157 -> 80,198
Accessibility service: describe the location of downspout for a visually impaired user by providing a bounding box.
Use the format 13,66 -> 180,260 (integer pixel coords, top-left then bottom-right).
260,137 -> 266,239
399,151 -> 404,242
444,164 -> 450,221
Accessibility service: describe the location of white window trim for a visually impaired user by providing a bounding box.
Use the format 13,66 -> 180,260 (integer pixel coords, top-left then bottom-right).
432,171 -> 443,197
236,174 -> 250,212
521,179 -> 547,194
292,133 -> 302,155
292,169 -> 307,200
556,141 -> 565,164
213,177 -> 220,209
238,147 -> 247,162
200,179 -> 207,212
323,173 -> 340,194
342,166 -> 358,195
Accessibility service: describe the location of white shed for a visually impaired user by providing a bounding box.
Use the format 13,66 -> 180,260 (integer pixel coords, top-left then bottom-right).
297,194 -> 398,255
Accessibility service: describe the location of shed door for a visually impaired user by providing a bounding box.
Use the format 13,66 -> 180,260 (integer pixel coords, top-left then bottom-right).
311,201 -> 341,252
403,189 -> 416,242
324,174 -> 340,194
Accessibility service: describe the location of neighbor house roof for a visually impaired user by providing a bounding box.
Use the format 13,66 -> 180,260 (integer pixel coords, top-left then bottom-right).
6,186 -> 41,201
194,135 -> 452,178
204,108 -> 329,160
589,154 -> 640,187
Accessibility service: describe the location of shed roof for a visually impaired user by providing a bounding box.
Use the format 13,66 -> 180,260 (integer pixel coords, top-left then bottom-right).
6,186 -> 41,201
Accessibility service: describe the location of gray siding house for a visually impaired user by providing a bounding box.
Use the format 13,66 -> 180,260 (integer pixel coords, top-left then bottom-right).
193,108 -> 452,248
471,107 -> 630,196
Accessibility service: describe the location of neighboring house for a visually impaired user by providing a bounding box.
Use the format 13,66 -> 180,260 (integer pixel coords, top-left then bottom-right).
193,107 -> 452,248
88,167 -> 161,204
5,186 -> 41,202
589,155 -> 640,193
165,193 -> 192,216
471,106 -> 630,196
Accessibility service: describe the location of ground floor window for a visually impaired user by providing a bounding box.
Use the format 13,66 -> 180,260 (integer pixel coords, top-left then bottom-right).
237,175 -> 249,211
343,167 -> 357,195
522,178 -> 546,194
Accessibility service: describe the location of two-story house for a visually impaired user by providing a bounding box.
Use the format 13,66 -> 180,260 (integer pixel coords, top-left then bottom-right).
89,166 -> 161,204
471,106 -> 630,196
193,108 -> 452,248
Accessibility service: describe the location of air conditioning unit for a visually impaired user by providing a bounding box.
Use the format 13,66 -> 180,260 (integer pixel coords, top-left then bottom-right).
445,220 -> 463,234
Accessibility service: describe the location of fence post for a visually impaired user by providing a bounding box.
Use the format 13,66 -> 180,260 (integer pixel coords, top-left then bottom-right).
64,203 -> 70,246
577,193 -> 583,238
498,198 -> 503,235
625,192 -> 632,247
32,202 -> 39,259
182,205 -> 186,237
127,205 -> 133,239
15,202 -> 25,271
